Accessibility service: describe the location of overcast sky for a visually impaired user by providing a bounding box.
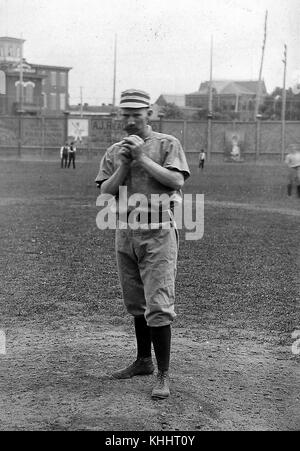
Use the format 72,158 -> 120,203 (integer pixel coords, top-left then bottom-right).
1,0 -> 299,105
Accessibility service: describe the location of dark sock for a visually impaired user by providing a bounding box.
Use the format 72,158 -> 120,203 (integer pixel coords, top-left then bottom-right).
150,325 -> 171,372
134,315 -> 152,360
297,185 -> 300,198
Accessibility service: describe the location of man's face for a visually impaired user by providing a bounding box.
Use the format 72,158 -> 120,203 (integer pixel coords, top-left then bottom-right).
121,108 -> 149,135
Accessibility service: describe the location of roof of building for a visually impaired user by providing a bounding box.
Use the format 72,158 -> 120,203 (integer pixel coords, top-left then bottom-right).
31,63 -> 72,71
0,36 -> 25,43
68,104 -> 118,115
188,80 -> 267,96
155,94 -> 186,107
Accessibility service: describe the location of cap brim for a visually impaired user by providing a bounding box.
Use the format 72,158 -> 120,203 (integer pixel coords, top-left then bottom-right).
119,102 -> 150,109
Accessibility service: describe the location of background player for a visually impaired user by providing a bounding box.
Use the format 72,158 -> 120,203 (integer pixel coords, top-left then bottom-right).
68,142 -> 77,169
285,144 -> 300,197
60,142 -> 69,169
198,149 -> 206,170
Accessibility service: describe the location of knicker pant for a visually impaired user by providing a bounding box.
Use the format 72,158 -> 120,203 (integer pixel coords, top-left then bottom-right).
115,226 -> 179,328
61,157 -> 68,168
68,155 -> 76,168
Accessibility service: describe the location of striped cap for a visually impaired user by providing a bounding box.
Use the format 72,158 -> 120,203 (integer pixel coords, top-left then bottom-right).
119,89 -> 151,109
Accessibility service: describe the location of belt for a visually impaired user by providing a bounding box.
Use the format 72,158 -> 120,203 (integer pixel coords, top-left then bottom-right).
119,202 -> 175,225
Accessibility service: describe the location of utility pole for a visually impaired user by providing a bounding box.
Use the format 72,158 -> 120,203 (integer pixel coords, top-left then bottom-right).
281,44 -> 287,162
207,35 -> 213,162
18,37 -> 24,159
208,35 -> 213,115
19,39 -> 24,112
255,10 -> 268,120
80,86 -> 83,117
112,34 -> 117,107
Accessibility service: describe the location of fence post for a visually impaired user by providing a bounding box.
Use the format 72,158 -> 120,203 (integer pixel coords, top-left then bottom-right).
207,113 -> 213,162
41,115 -> 45,159
87,132 -> 90,161
63,111 -> 69,143
18,114 -> 23,159
183,120 -> 187,151
255,116 -> 262,162
158,113 -> 164,133
281,119 -> 286,162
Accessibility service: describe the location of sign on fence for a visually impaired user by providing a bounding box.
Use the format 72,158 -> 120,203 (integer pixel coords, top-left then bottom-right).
68,118 -> 89,142
224,130 -> 245,162
90,119 -> 124,148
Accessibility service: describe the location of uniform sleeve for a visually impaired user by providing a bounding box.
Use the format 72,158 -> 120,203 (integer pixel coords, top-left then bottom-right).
163,138 -> 191,180
95,147 -> 115,185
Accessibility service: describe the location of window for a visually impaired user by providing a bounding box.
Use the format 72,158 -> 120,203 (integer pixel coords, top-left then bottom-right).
50,71 -> 57,86
25,82 -> 35,103
8,47 -> 13,57
42,92 -> 47,108
0,47 -> 3,57
0,71 -> 5,94
60,72 -> 66,87
40,71 -> 47,86
50,93 -> 57,110
16,47 -> 21,58
59,93 -> 66,110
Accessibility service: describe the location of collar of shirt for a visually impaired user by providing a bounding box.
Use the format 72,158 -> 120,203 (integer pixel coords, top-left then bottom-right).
143,125 -> 153,142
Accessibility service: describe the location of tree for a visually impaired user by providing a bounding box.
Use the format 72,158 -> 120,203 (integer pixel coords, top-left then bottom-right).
260,87 -> 300,120
161,102 -> 184,119
192,108 -> 208,120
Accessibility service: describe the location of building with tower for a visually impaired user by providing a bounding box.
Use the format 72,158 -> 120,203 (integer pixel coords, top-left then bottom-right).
0,36 -> 71,116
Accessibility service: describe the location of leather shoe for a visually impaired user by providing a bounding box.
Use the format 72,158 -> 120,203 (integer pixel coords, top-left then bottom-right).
112,357 -> 154,379
151,370 -> 170,399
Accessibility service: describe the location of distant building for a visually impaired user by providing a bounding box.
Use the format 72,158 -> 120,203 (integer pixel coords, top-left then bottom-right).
186,80 -> 268,121
0,37 -> 71,116
154,94 -> 203,120
33,63 -> 71,116
155,94 -> 186,108
68,103 -> 118,117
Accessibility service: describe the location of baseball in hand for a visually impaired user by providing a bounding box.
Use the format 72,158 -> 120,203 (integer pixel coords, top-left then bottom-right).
123,135 -> 145,160
118,146 -> 132,164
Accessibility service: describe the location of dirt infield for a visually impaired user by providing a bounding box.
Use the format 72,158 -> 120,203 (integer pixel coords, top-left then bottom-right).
0,161 -> 299,431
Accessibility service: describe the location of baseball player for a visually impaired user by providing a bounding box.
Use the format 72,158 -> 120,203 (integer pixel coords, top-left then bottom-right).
68,142 -> 77,169
95,89 -> 190,399
198,149 -> 206,170
60,142 -> 69,169
285,145 -> 300,197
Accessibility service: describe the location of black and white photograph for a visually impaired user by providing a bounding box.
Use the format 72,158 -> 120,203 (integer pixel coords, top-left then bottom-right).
0,0 -> 299,435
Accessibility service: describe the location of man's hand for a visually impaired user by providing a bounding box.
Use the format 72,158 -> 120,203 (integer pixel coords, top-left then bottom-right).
123,135 -> 145,161
118,146 -> 133,165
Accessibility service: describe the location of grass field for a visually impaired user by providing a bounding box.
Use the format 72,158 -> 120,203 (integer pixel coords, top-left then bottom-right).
0,159 -> 299,431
